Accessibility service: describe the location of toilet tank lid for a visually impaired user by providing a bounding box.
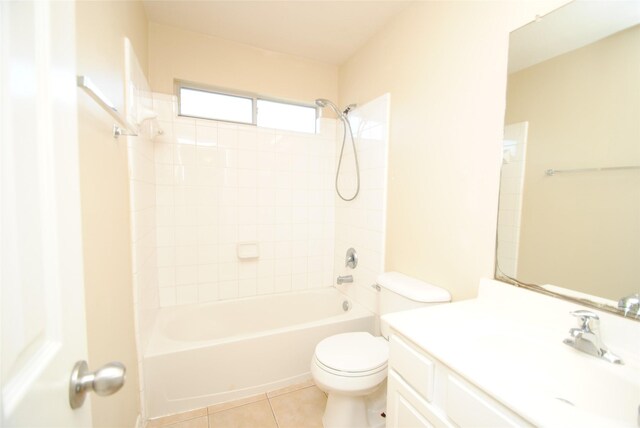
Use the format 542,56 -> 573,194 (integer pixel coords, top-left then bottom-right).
376,272 -> 451,303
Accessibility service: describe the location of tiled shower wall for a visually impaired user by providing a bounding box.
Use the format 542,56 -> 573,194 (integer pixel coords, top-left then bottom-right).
497,121 -> 528,278
334,94 -> 389,315
151,93 -> 337,306
124,40 -> 160,421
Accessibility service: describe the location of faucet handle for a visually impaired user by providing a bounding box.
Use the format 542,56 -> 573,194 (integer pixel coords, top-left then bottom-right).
570,309 -> 599,332
345,248 -> 358,269
618,293 -> 640,317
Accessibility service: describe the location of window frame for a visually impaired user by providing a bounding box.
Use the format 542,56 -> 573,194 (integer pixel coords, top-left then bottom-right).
175,80 -> 318,133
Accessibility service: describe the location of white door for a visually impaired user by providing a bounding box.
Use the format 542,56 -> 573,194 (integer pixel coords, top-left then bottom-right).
1,1 -> 92,426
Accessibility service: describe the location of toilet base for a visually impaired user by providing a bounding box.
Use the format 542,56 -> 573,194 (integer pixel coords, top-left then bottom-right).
323,393 -> 369,428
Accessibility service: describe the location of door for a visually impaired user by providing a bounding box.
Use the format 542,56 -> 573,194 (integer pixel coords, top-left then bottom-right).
1,1 -> 92,426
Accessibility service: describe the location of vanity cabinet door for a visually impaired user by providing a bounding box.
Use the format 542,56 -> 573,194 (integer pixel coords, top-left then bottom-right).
387,370 -> 455,428
389,334 -> 436,402
445,375 -> 532,428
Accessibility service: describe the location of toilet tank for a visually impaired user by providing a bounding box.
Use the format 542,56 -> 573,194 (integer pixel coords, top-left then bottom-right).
377,272 -> 451,339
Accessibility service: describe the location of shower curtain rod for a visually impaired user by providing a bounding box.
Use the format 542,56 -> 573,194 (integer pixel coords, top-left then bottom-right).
77,75 -> 138,138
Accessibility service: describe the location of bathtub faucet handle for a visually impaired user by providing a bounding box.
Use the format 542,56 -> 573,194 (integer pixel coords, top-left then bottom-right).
345,248 -> 358,269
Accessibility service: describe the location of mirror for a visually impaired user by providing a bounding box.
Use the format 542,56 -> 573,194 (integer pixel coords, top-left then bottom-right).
496,0 -> 640,318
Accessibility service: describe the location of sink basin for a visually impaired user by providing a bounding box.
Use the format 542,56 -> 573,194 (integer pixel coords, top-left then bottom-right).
470,334 -> 640,427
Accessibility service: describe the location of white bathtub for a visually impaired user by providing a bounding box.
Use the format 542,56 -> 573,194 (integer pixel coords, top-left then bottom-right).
144,287 -> 375,418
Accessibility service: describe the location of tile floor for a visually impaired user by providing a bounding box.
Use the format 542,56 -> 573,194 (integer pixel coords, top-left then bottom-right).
146,380 -> 326,428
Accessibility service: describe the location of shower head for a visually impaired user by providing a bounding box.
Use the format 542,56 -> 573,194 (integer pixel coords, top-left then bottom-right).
315,98 -> 345,118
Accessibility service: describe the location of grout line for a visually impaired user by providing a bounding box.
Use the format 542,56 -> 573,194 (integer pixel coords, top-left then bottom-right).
267,395 -> 280,428
148,414 -> 195,428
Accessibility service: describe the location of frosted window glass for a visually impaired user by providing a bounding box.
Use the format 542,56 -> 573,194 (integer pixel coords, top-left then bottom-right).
257,99 -> 316,133
179,87 -> 253,124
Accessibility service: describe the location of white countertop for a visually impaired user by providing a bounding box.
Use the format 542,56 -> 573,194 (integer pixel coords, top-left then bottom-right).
382,279 -> 640,427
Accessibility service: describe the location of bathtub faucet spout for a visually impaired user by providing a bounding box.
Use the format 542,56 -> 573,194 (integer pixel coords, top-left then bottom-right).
337,275 -> 353,285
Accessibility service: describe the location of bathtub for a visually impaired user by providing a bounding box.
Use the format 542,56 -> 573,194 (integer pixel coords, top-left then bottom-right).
144,287 -> 375,418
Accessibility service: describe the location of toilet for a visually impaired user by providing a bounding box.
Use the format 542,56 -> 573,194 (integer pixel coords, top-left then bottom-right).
311,272 -> 451,428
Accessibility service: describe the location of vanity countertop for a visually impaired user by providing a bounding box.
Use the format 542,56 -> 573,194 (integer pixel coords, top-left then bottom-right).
382,279 -> 640,428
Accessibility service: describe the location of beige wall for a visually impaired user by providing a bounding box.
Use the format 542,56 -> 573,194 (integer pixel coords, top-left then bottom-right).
148,22 -> 338,104
75,1 -> 148,426
505,25 -> 640,300
338,1 -> 569,300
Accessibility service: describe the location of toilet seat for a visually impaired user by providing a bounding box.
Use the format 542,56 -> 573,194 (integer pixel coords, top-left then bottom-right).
314,332 -> 388,377
314,356 -> 387,378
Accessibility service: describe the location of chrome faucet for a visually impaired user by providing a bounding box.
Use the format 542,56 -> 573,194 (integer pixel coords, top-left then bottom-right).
618,293 -> 640,318
563,310 -> 623,364
337,275 -> 353,285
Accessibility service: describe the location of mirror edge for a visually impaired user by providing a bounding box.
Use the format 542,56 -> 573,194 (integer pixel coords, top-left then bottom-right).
494,271 -> 639,322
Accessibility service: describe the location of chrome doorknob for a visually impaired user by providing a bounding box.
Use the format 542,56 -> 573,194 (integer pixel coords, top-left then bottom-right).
69,360 -> 126,409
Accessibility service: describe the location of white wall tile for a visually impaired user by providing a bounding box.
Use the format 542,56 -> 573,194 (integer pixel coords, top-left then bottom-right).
197,224 -> 218,245
174,143 -> 197,166
196,125 -> 218,148
217,128 -> 238,149
292,274 -> 308,291
274,275 -> 292,293
159,287 -> 176,307
156,226 -> 175,247
198,282 -> 218,302
239,260 -> 258,280
148,91 -> 347,308
257,276 -> 275,295
155,142 -> 174,164
219,280 -> 239,300
153,98 -> 175,123
238,224 -> 258,241
219,261 -> 238,281
156,247 -> 175,267
176,284 -> 198,305
174,123 -> 196,146
175,246 -> 197,266
175,226 -> 198,246
198,264 -> 218,283
175,265 -> 197,285
238,169 -> 257,188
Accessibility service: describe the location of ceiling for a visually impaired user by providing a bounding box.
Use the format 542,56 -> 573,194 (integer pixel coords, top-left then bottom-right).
143,0 -> 412,65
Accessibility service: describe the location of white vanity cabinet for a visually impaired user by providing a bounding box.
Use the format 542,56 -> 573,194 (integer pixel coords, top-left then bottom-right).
386,333 -> 533,428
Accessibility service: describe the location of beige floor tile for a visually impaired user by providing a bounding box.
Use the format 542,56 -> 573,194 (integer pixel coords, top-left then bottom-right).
165,416 -> 209,428
269,386 -> 326,428
146,408 -> 208,428
209,400 -> 277,428
207,393 -> 267,414
267,379 -> 316,398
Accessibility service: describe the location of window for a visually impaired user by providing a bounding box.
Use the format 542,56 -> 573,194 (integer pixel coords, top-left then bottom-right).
179,87 -> 253,124
257,99 -> 316,133
177,82 -> 317,133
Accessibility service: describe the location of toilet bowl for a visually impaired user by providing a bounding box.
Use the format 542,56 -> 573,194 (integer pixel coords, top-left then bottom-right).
311,332 -> 388,428
311,272 -> 451,428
